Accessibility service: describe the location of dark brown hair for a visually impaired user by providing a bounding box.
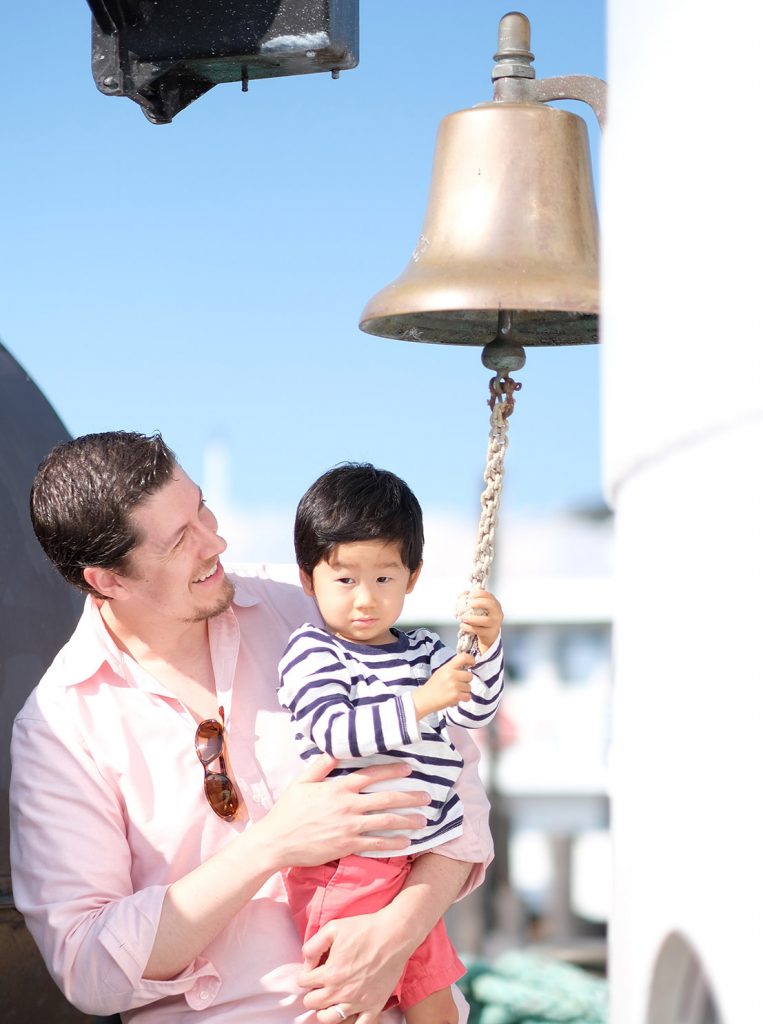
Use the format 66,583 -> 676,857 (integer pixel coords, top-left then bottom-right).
30,431 -> 177,595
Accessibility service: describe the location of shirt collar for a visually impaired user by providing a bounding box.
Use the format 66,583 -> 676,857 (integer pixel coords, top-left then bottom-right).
56,596 -> 128,687
228,571 -> 263,608
57,574 -> 260,686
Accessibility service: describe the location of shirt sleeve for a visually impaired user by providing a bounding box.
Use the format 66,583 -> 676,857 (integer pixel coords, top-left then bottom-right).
434,635 -> 505,730
278,627 -> 420,758
9,703 -> 220,1017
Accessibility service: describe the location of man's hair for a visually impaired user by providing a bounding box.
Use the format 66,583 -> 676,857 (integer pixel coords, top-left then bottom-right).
30,431 -> 178,595
294,463 -> 424,575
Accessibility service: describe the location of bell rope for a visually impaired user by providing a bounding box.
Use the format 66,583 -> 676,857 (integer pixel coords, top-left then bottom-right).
456,373 -> 521,655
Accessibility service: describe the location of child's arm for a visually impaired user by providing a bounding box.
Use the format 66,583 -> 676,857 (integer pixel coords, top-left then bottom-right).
443,634 -> 504,729
278,626 -> 420,760
412,590 -> 505,729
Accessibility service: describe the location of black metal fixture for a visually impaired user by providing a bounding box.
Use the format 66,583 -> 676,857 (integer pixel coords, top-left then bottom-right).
86,0 -> 360,124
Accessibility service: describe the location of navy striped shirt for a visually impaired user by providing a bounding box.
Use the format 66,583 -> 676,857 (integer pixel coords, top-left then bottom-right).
278,624 -> 504,857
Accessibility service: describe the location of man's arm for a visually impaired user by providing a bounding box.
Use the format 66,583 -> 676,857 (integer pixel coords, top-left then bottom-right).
297,853 -> 472,1024
10,700 -> 428,1016
432,720 -> 495,895
296,725 -> 494,1022
144,756 -> 429,979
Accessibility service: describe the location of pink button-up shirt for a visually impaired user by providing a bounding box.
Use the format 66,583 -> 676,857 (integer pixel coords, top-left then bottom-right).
10,567 -> 492,1023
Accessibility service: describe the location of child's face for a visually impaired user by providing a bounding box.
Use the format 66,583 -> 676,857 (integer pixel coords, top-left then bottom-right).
300,539 -> 421,646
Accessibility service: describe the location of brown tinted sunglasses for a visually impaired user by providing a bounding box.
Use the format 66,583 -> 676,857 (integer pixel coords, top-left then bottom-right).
195,716 -> 240,821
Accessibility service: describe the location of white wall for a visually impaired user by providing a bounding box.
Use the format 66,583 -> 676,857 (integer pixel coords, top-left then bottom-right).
604,1 -> 763,1021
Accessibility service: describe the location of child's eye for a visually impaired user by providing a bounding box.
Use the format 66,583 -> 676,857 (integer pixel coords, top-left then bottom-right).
337,577 -> 354,585
377,576 -> 391,584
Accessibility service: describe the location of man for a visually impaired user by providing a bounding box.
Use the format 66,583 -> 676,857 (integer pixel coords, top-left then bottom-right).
10,432 -> 493,1024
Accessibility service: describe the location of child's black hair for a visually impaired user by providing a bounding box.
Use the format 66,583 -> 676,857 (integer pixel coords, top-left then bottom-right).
294,463 -> 424,575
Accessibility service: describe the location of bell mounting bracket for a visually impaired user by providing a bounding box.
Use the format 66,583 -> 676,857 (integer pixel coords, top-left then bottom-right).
491,12 -> 607,128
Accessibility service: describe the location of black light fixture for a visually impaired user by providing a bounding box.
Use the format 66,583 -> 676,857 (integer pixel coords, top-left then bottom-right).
85,0 -> 360,124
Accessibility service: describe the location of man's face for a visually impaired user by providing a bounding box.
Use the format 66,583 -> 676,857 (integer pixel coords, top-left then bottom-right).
117,468 -> 234,625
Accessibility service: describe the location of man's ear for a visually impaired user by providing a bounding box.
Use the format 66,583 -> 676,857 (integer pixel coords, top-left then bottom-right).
406,562 -> 423,594
298,567 -> 315,596
82,566 -> 130,601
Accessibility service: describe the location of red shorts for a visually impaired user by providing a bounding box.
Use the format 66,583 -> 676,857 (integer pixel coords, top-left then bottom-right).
284,854 -> 465,1012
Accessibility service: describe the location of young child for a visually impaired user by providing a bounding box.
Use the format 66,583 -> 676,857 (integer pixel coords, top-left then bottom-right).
278,463 -> 505,1024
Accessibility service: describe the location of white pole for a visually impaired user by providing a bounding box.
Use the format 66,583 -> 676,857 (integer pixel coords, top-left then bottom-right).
604,1 -> 763,1021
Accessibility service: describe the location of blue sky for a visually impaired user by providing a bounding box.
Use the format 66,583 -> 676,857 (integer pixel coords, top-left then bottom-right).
0,1 -> 605,522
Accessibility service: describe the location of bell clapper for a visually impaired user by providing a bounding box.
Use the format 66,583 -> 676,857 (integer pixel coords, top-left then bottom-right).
481,311 -> 527,374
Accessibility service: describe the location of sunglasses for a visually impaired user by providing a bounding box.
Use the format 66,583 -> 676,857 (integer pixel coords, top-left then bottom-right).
194,715 -> 240,822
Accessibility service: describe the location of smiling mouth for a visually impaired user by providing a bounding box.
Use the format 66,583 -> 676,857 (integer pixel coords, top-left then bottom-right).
193,561 -> 219,584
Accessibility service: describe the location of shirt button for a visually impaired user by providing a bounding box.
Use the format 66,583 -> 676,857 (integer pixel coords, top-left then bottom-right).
199,991 -> 210,1001
250,791 -> 261,804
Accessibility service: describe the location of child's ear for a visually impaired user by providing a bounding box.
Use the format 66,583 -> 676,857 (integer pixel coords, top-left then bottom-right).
298,567 -> 315,596
406,562 -> 423,594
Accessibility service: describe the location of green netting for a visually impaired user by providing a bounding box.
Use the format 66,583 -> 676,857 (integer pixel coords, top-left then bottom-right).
457,951 -> 608,1024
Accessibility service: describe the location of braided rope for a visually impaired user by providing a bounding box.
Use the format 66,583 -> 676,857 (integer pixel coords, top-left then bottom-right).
456,373 -> 521,655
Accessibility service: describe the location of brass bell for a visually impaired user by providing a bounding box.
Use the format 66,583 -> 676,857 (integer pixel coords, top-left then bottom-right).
359,12 -> 607,361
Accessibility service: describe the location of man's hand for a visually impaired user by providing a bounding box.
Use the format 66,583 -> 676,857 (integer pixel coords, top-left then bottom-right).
298,906 -> 414,1024
297,854 -> 473,1023
412,654 -> 475,720
457,588 -> 503,654
257,755 -> 430,869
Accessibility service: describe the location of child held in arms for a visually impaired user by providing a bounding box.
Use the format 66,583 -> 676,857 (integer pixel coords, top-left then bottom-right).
278,463 -> 505,1024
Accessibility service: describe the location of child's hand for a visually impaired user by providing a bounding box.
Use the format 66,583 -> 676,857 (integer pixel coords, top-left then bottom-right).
458,588 -> 504,654
412,653 -> 476,720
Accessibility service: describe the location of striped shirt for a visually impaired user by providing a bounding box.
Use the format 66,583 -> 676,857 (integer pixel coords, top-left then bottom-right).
278,624 -> 505,857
